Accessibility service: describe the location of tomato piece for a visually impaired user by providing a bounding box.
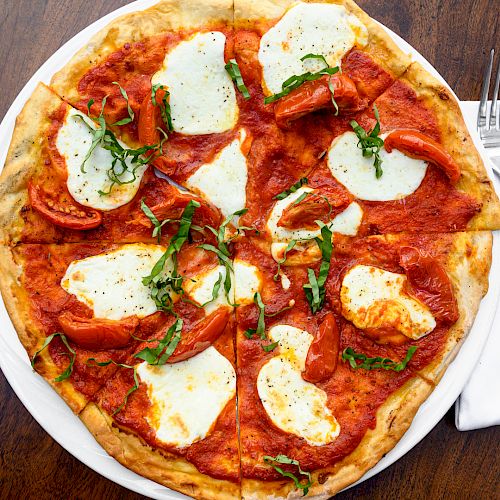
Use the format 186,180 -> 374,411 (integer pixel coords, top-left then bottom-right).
302,313 -> 340,383
277,191 -> 350,230
140,185 -> 222,231
29,182 -> 102,230
384,129 -> 461,184
234,30 -> 262,83
138,86 -> 167,146
168,308 -> 230,363
400,246 -> 459,324
274,74 -> 365,128
58,311 -> 139,350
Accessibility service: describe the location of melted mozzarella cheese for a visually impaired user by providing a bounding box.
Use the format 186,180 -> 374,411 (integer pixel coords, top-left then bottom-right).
327,132 -> 428,201
234,259 -> 262,305
258,2 -> 368,94
56,108 -> 146,210
186,130 -> 248,217
267,187 -> 363,263
341,264 -> 436,339
257,325 -> 340,446
137,347 -> 236,448
61,244 -> 170,320
152,31 -> 238,135
183,264 -> 232,314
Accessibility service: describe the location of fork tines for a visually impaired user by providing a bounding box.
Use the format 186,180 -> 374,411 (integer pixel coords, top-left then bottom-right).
478,48 -> 500,148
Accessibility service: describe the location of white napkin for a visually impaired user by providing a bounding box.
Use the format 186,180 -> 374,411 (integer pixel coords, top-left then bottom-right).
455,101 -> 500,431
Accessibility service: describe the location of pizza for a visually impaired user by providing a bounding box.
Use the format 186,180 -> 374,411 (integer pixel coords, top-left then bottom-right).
0,0 -> 498,498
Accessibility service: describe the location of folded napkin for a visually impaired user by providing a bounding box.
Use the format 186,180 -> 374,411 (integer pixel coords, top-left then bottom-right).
455,101 -> 500,431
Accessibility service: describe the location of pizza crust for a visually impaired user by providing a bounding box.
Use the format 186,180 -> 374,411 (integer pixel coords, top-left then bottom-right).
0,83 -> 67,245
233,0 -> 411,79
0,245 -> 88,413
80,403 -> 241,500
50,0 -> 234,103
399,62 -> 500,231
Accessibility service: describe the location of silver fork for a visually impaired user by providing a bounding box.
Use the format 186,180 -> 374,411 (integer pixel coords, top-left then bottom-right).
478,48 -> 500,149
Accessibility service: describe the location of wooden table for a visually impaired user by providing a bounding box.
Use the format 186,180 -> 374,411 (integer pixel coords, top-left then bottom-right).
0,1 -> 499,498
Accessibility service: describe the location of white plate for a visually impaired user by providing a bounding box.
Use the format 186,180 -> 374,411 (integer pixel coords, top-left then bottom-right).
0,2 -> 498,498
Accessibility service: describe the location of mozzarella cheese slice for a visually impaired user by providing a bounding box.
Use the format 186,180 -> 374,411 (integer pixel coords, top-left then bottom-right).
258,2 -> 368,94
327,132 -> 428,201
61,243 -> 170,320
257,324 -> 340,446
186,130 -> 248,218
341,264 -> 436,339
267,186 -> 363,263
233,259 -> 262,305
183,264 -> 232,314
56,108 -> 146,211
137,347 -> 236,448
152,31 -> 238,135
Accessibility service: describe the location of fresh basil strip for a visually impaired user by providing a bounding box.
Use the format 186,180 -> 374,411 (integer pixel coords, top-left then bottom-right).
140,198 -> 176,242
31,333 -> 76,382
328,80 -> 339,116
142,200 -> 199,315
350,104 -> 384,178
274,178 -> 308,200
264,54 -> 339,105
293,192 -> 309,206
151,83 -> 174,132
225,59 -> 251,100
112,82 -> 134,125
303,222 -> 333,314
342,346 -> 418,372
135,318 -> 183,365
86,358 -> 138,414
273,239 -> 297,281
263,454 -> 313,496
261,340 -> 279,352
81,97 -> 166,195
198,208 -> 255,307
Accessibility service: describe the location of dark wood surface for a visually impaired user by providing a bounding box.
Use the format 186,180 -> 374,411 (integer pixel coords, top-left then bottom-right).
0,1 -> 499,498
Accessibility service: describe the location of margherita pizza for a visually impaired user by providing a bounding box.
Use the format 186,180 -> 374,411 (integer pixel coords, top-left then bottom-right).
0,0 -> 498,498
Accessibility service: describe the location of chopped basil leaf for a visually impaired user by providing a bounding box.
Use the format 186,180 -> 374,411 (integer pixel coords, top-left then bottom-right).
342,346 -> 418,372
244,292 -> 266,339
273,239 -> 297,281
112,82 -> 134,126
261,340 -> 279,352
293,191 -> 308,205
140,198 -> 176,242
264,54 -> 339,104
151,83 -> 174,132
328,80 -> 339,116
263,454 -> 313,496
31,333 -> 75,382
81,97 -> 167,195
135,318 -> 183,365
86,358 -> 138,414
303,222 -> 333,314
198,208 -> 255,306
274,178 -> 308,200
225,59 -> 251,100
142,200 -> 199,315
350,104 -> 384,178
86,98 -> 95,117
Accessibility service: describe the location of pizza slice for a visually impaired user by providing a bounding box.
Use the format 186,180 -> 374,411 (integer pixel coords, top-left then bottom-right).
0,83 -> 222,244
233,228 -> 491,498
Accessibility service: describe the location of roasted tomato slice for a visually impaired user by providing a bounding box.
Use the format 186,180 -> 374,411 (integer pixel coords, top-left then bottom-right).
168,308 -> 230,363
274,74 -> 365,128
29,182 -> 102,230
302,312 -> 340,383
140,188 -> 222,232
138,86 -> 168,146
58,311 -> 139,350
400,246 -> 459,324
277,190 -> 351,230
384,129 -> 461,184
